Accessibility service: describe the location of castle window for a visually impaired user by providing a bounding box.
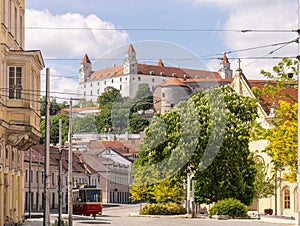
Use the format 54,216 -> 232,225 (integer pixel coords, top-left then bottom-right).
104,81 -> 106,85
284,189 -> 291,209
120,85 -> 122,90
120,77 -> 122,82
9,66 -> 22,99
111,79 -> 114,83
90,83 -> 92,87
152,78 -> 155,82
138,77 -> 141,81
162,93 -> 165,98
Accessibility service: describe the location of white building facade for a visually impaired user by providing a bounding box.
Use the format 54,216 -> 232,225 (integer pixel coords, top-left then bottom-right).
79,44 -> 232,102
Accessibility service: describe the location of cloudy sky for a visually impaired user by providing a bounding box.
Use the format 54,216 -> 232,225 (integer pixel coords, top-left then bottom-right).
25,0 -> 298,100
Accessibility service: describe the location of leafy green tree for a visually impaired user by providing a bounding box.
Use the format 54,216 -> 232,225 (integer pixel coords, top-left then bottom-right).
253,160 -> 275,215
132,85 -> 258,206
97,86 -> 120,107
129,114 -> 150,134
73,115 -> 97,133
252,58 -> 298,182
96,103 -> 113,133
132,83 -> 153,112
40,96 -> 68,117
40,113 -> 69,145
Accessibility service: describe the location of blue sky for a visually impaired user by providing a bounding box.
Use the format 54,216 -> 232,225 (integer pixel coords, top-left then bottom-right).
25,0 -> 298,100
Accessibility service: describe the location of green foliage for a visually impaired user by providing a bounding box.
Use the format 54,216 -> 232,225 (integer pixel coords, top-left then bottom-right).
132,83 -> 153,112
73,115 -> 97,133
209,198 -> 248,218
96,103 -> 113,133
40,113 -> 69,145
129,114 -> 150,134
253,58 -> 298,182
253,161 -> 274,200
152,177 -> 184,204
140,203 -> 186,215
97,86 -> 120,107
132,85 -> 257,206
40,96 -> 68,117
52,219 -> 68,226
95,86 -> 151,134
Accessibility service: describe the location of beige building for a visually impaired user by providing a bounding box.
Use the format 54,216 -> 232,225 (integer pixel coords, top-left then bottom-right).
231,67 -> 298,216
0,0 -> 44,225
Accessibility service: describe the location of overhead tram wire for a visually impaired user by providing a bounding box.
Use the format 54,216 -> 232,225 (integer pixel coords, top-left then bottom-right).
41,38 -> 298,63
24,26 -> 296,33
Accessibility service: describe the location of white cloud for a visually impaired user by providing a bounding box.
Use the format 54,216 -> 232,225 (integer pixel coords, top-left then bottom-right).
186,0 -> 298,79
25,9 -> 130,58
25,9 -> 130,101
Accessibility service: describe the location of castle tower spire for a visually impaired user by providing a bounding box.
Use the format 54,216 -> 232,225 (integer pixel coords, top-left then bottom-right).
123,44 -> 138,74
79,53 -> 92,82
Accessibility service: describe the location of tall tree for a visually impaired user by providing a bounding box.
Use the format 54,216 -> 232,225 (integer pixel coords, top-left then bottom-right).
97,86 -> 120,107
40,113 -> 69,145
253,160 -> 275,215
132,83 -> 153,112
252,58 -> 298,182
73,115 -> 97,133
131,85 -> 258,205
40,96 -> 68,117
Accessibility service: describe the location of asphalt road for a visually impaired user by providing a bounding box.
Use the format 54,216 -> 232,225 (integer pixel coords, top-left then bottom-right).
24,204 -> 294,226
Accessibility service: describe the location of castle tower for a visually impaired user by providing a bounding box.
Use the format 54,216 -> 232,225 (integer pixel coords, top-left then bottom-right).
123,44 -> 138,74
79,54 -> 92,82
218,53 -> 233,79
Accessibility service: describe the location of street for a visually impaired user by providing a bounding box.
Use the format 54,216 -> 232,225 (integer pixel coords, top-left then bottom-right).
24,204 -> 294,226
68,204 -> 294,226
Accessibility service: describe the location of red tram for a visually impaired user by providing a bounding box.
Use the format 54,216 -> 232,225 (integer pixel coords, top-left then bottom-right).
73,186 -> 103,217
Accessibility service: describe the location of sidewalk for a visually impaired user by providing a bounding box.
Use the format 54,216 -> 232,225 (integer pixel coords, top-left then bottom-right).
259,215 -> 295,225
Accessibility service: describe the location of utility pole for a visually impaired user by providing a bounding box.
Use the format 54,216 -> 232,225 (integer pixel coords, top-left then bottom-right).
68,98 -> 73,226
43,68 -> 50,226
29,148 -> 32,219
58,119 -> 63,226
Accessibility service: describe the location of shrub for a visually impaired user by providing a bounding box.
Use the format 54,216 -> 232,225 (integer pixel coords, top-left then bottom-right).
140,202 -> 187,215
52,219 -> 68,226
209,198 -> 248,218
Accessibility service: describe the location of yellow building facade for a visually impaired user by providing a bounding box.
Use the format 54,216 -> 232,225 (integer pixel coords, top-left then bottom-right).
0,0 -> 44,225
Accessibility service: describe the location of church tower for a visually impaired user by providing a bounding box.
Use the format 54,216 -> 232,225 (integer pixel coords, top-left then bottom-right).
79,53 -> 92,82
123,44 -> 138,74
218,53 -> 233,79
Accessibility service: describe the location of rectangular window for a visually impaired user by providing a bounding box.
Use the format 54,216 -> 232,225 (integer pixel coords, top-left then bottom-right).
9,66 -> 22,99
30,170 -> 34,183
8,0 -> 11,32
14,7 -> 17,39
52,172 -> 55,185
25,169 -> 28,183
42,171 -> 44,184
2,0 -> 6,24
36,171 -> 39,183
19,15 -> 23,47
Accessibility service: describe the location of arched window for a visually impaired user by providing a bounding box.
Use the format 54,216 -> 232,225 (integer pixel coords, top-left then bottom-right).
284,189 -> 291,209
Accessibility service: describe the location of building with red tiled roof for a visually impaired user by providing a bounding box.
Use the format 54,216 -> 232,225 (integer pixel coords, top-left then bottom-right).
78,44 -> 233,102
23,144 -> 99,212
